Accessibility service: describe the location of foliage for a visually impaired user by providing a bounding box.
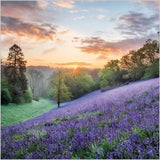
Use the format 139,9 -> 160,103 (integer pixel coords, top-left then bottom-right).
143,60 -> 159,79
99,60 -> 127,87
48,87 -> 55,99
128,65 -> 146,81
85,69 -> 101,90
63,68 -> 94,99
51,71 -> 72,107
121,39 -> 159,81
99,68 -> 114,87
120,49 -> 146,82
92,78 -> 100,90
24,89 -> 33,103
13,93 -> 25,104
4,44 -> 32,104
53,80 -> 72,103
8,88 -> 32,104
142,39 -> 159,64
99,39 -> 159,89
1,80 -> 12,105
49,68 -> 95,102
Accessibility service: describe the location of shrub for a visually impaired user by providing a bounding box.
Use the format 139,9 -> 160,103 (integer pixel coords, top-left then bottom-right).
47,86 -> 54,99
24,89 -> 32,103
13,96 -> 25,104
1,80 -> 12,105
11,88 -> 32,104
128,65 -> 146,81
9,87 -> 24,104
1,85 -> 12,105
143,60 -> 159,79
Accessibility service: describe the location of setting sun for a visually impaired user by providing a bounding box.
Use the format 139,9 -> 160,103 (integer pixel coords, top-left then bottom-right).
73,65 -> 78,70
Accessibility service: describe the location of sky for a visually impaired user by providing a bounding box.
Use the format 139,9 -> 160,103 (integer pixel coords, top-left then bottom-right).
1,0 -> 159,69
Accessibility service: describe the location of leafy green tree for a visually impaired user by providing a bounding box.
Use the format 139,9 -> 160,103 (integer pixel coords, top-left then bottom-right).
120,50 -> 145,70
113,69 -> 129,83
120,39 -> 159,81
99,69 -> 114,87
128,65 -> 146,81
99,39 -> 159,89
4,44 -> 31,104
51,71 -> 72,107
120,54 -> 132,70
86,69 -> 100,90
1,80 -> 12,105
142,39 -> 159,64
120,52 -> 141,81
63,68 -> 94,99
143,59 -> 159,79
99,60 -> 121,87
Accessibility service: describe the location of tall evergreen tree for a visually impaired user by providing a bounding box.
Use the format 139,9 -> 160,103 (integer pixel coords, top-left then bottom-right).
4,44 -> 29,103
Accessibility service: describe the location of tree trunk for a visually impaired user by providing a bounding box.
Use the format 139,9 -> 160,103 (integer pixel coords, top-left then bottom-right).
57,71 -> 61,108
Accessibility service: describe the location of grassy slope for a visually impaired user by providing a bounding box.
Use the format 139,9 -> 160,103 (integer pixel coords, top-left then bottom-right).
1,98 -> 57,126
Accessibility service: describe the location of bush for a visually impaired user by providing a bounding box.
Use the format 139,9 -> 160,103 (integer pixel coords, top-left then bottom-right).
128,65 -> 146,81
24,89 -> 32,103
1,80 -> 32,105
48,87 -> 54,99
11,88 -> 32,104
13,96 -> 25,104
9,87 -> 24,104
1,80 -> 12,105
143,60 -> 159,79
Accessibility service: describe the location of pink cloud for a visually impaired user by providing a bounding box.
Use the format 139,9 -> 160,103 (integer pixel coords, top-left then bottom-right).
134,0 -> 159,9
97,15 -> 105,20
53,0 -> 75,8
2,16 -> 57,41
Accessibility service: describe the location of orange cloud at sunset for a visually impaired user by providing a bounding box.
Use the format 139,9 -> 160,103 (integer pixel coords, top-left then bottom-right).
53,0 -> 75,8
74,35 -> 158,58
96,55 -> 108,60
75,37 -> 128,56
1,16 -> 57,41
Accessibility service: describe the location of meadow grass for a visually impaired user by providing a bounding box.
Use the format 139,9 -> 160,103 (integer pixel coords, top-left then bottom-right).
1,98 -> 57,126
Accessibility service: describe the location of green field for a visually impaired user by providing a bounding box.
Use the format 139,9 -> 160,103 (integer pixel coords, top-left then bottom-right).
1,98 -> 57,126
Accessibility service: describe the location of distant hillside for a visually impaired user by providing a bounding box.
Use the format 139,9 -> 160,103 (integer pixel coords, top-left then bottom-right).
27,66 -> 56,79
26,66 -> 101,79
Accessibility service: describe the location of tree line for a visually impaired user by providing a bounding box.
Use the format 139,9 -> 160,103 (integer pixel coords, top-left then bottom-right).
49,68 -> 99,107
1,39 -> 159,106
99,39 -> 159,89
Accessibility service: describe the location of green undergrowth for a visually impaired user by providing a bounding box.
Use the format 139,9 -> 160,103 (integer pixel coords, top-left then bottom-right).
1,98 -> 56,126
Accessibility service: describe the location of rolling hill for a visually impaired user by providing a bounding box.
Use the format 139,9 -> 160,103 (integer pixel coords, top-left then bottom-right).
1,78 -> 159,159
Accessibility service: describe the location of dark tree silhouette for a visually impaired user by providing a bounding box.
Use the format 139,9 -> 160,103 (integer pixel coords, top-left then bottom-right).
5,44 -> 28,103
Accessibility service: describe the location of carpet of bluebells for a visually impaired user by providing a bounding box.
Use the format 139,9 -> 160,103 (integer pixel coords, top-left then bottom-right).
1,78 -> 159,159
